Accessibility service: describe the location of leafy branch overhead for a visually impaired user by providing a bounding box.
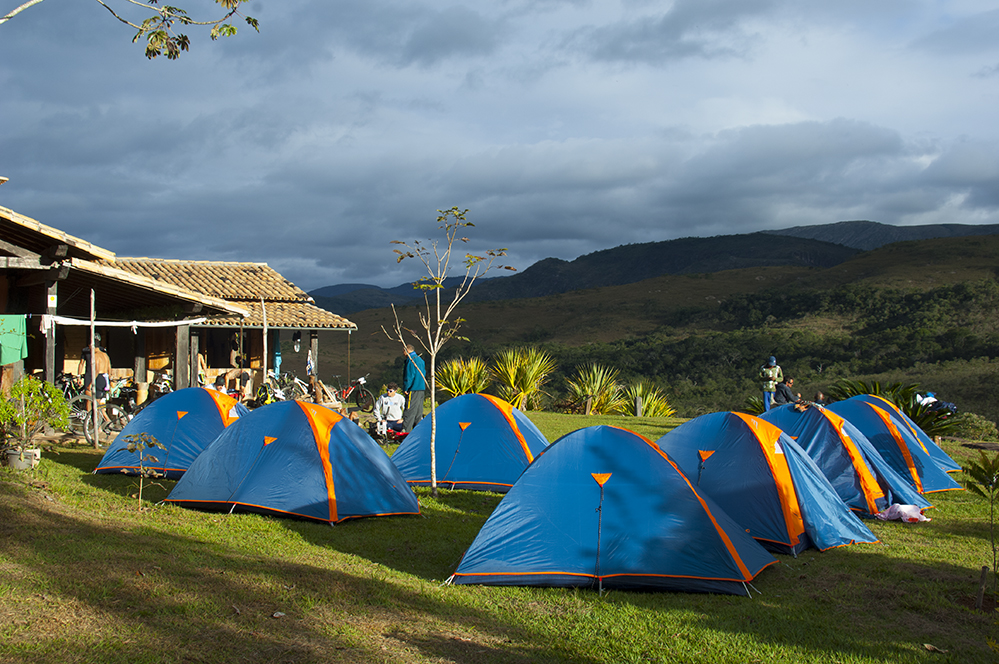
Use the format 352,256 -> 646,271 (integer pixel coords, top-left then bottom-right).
1,0 -> 258,60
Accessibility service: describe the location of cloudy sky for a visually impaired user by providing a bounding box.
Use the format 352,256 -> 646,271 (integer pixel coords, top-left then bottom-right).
2,1 -> 998,291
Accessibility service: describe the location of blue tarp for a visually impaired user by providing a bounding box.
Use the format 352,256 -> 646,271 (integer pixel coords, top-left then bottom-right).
451,425 -> 776,594
165,400 -> 419,523
392,394 -> 549,492
658,412 -> 878,555
95,387 -> 249,480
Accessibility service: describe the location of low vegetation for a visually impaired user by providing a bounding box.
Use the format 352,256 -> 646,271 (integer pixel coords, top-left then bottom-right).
1,421 -> 997,663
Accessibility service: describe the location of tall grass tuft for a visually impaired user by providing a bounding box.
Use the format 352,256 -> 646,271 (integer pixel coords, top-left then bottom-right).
436,357 -> 491,398
566,363 -> 627,415
623,381 -> 676,417
490,347 -> 557,410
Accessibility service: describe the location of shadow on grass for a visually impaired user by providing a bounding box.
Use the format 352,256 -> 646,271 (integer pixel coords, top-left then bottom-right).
20,444 -> 996,662
285,487 -> 502,580
0,483 -> 594,664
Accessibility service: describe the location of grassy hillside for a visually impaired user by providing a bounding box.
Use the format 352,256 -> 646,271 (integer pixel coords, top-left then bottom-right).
292,235 -> 999,421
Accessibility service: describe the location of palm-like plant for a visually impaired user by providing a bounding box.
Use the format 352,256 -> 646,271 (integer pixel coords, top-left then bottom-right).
436,357 -> 491,398
566,364 -> 628,415
826,379 -> 956,437
489,347 -> 557,411
623,381 -> 676,417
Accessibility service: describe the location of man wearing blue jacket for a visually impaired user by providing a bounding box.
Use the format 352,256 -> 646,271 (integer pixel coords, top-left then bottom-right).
402,344 -> 426,432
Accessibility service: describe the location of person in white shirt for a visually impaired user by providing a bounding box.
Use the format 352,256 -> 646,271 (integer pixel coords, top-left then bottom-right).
374,383 -> 406,433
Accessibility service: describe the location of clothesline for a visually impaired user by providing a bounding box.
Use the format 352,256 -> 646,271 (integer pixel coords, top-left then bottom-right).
39,314 -> 208,335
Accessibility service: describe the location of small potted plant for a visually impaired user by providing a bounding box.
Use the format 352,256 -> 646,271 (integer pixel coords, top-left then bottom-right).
1,375 -> 70,470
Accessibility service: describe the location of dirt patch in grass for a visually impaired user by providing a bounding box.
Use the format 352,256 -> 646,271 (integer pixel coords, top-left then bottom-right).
952,592 -> 999,613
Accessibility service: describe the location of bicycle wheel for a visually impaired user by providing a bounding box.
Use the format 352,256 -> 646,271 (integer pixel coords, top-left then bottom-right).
66,395 -> 91,436
355,388 -> 375,413
83,404 -> 129,446
102,403 -> 131,434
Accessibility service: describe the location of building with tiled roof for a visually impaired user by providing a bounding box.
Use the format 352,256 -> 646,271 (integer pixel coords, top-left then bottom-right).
107,258 -> 355,330
2,204 -> 355,396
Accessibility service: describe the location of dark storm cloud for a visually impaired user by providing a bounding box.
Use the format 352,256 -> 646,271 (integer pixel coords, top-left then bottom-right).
2,1 -> 998,292
568,0 -> 778,64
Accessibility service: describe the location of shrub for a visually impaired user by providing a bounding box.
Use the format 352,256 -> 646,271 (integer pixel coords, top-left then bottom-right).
490,348 -> 557,411
952,412 -> 999,442
0,375 -> 70,454
436,357 -> 491,398
623,381 -> 676,417
566,364 -> 627,415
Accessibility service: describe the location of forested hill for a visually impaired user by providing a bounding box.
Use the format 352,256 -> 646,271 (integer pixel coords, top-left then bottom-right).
766,220 -> 999,251
311,220 -> 999,314
292,233 -> 999,427
466,233 -> 856,301
312,232 -> 857,313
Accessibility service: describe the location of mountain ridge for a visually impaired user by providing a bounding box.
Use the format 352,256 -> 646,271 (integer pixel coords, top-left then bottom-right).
310,220 -> 999,314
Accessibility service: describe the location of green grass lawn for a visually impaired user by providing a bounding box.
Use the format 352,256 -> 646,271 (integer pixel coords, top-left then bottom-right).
1,419 -> 997,663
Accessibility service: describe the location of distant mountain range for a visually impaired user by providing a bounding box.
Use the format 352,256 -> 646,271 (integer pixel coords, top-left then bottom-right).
310,220 -> 999,314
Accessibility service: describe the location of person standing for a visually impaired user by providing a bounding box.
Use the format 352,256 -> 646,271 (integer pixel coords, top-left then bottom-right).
758,355 -> 783,412
77,332 -> 112,411
402,344 -> 426,432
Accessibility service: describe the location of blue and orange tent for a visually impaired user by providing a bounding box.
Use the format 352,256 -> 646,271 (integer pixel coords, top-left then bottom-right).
760,404 -> 931,515
95,387 -> 248,480
449,425 -> 776,594
164,400 -> 419,523
827,399 -> 962,495
391,394 -> 549,492
657,412 -> 877,555
852,394 -> 960,473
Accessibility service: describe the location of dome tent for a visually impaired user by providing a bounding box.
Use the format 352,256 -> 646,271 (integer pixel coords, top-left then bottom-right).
826,399 -> 962,495
657,412 -> 878,555
391,393 -> 549,492
852,394 -> 960,473
94,387 -> 249,480
449,426 -> 776,595
164,400 -> 419,523
760,404 -> 931,516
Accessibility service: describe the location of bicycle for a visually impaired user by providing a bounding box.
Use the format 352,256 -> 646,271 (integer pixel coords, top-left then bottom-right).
83,377 -> 134,446
55,373 -> 90,437
330,374 -> 375,413
251,371 -> 310,407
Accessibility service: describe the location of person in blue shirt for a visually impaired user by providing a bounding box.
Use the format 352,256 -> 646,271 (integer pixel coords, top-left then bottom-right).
402,344 -> 426,432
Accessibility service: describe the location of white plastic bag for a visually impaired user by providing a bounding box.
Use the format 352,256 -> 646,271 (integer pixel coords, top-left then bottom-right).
876,504 -> 931,522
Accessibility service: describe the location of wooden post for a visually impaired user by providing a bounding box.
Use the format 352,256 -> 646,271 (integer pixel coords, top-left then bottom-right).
310,330 -> 319,379
585,396 -> 593,416
44,280 -> 57,382
89,290 -> 98,448
134,328 -> 147,404
635,395 -> 643,418
189,329 -> 201,387
261,297 -> 268,381
175,324 -> 190,389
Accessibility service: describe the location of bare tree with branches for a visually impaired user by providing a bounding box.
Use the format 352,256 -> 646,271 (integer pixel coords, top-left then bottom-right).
383,207 -> 514,497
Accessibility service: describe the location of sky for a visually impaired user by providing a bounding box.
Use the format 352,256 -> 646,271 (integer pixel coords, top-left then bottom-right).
1,1 -> 998,291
